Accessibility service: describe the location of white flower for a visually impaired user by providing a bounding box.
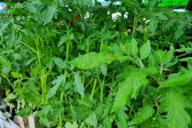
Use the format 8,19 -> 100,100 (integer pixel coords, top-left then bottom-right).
172,9 -> 186,12
112,12 -> 122,21
145,19 -> 150,24
127,29 -> 132,33
143,18 -> 150,24
113,1 -> 121,6
68,8 -> 72,12
107,11 -> 110,15
124,12 -> 129,19
97,0 -> 110,7
84,12 -> 90,19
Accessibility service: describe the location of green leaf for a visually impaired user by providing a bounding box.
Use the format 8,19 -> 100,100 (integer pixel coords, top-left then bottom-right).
37,105 -> 52,127
53,57 -> 66,69
129,38 -> 138,57
139,40 -> 151,59
148,18 -> 158,35
117,109 -> 128,128
46,75 -> 65,99
73,72 -> 84,97
175,24 -> 184,39
160,71 -> 192,88
58,34 -> 74,47
65,121 -> 78,128
161,90 -> 191,128
85,112 -> 97,127
157,13 -> 168,20
43,2 -> 57,25
71,52 -> 116,70
0,56 -> 11,69
165,46 -> 174,64
58,36 -> 67,47
129,104 -> 154,125
100,65 -> 107,76
3,93 -> 17,103
11,72 -> 22,78
155,46 -> 174,65
111,71 -> 147,112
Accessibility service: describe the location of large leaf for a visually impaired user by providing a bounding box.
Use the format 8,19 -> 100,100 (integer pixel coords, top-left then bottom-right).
71,52 -> 117,70
160,71 -> 192,88
129,104 -> 154,125
161,90 -> 191,128
111,71 -> 147,112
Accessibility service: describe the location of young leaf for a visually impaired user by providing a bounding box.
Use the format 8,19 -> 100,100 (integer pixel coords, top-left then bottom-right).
42,2 -> 57,25
0,56 -> 11,69
53,57 -> 66,69
73,72 -> 84,97
65,121 -> 78,128
85,112 -> 97,128
139,40 -> 151,59
148,18 -> 158,35
129,38 -> 138,57
117,109 -> 128,128
175,24 -> 184,39
164,46 -> 174,65
111,71 -> 147,112
46,75 -> 65,99
129,104 -> 154,125
155,46 -> 174,65
58,36 -> 67,47
71,52 -> 116,70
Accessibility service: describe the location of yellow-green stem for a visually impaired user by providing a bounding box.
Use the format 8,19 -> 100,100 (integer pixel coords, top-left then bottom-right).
58,42 -> 70,127
90,79 -> 97,102
100,78 -> 105,103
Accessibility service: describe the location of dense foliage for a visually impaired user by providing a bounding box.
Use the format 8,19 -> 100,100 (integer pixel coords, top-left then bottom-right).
0,0 -> 192,127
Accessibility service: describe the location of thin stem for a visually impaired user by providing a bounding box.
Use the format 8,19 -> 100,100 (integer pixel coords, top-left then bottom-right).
40,70 -> 47,104
90,79 -> 97,102
132,14 -> 139,37
100,78 -> 105,103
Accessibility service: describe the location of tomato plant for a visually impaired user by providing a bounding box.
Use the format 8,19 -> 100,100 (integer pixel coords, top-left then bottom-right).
0,0 -> 192,127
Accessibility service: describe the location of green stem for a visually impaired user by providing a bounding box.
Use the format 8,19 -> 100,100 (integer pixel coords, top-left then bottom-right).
66,42 -> 70,61
100,78 -> 105,103
132,14 -> 139,37
137,58 -> 145,69
100,41 -> 104,52
40,70 -> 47,104
90,79 -> 97,102
85,78 -> 94,89
160,64 -> 163,75
58,42 -> 70,127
